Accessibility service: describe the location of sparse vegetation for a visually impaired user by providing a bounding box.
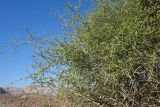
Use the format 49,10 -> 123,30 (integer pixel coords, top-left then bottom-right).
0,87 -> 63,107
0,94 -> 64,107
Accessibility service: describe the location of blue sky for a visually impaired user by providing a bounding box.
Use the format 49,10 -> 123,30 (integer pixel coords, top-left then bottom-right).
0,0 -> 91,87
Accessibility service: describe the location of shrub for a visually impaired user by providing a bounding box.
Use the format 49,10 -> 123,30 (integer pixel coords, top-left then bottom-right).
31,0 -> 160,106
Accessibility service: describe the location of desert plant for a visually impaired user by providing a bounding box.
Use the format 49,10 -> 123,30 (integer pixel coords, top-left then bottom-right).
29,0 -> 160,106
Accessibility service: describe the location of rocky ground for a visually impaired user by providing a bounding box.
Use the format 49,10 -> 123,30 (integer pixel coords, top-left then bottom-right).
0,87 -> 64,107
0,95 -> 64,107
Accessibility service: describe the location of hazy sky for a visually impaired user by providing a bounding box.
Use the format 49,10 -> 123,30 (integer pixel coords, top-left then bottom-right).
0,0 -> 91,87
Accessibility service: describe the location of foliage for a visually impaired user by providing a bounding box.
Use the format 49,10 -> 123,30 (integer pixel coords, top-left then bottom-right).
30,0 -> 160,106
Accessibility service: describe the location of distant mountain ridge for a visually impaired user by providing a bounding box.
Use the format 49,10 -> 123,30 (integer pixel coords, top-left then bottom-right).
0,86 -> 55,96
0,87 -> 7,94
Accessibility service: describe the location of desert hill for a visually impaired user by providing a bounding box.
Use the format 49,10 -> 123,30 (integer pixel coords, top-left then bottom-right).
0,86 -> 63,107
0,86 -> 55,96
